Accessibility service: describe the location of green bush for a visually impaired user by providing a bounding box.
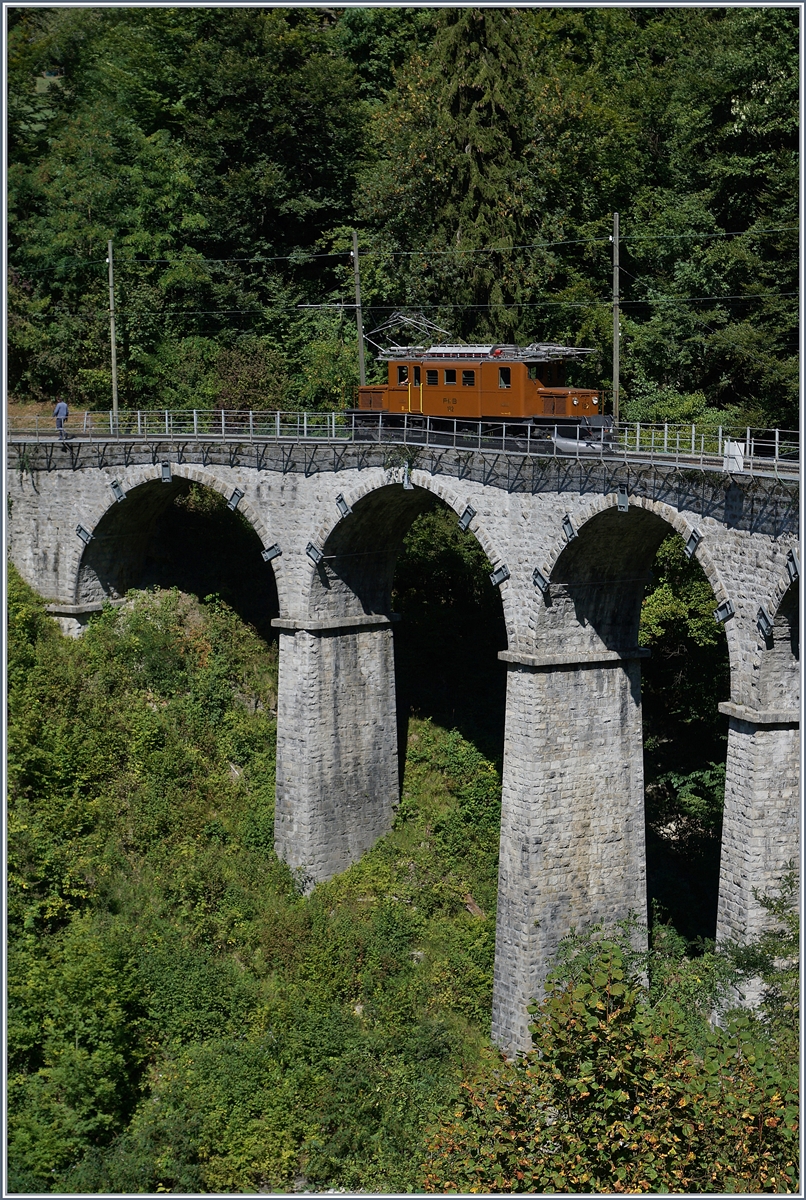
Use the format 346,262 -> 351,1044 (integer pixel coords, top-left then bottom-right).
423,937 -> 799,1194
7,546 -> 796,1193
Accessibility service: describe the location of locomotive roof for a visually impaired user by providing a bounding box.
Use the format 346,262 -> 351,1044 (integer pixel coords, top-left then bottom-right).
378,343 -> 595,363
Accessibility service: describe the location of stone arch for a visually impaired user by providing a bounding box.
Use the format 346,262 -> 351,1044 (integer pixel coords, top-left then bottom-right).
491,492 -> 740,1052
538,495 -> 723,598
73,463 -> 285,625
763,552 -> 800,626
273,465 -> 511,888
301,468 -> 514,640
531,492 -> 736,680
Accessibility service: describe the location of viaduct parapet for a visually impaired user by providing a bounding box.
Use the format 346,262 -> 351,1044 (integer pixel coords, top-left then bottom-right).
7,435 -> 800,1053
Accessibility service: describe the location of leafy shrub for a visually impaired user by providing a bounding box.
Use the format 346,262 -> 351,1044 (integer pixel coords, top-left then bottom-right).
423,939 -> 799,1194
7,916 -> 148,1189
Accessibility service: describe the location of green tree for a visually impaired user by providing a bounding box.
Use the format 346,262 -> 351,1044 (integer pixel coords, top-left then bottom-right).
358,8 -> 555,345
8,7 -> 797,419
358,7 -> 797,418
725,867 -> 800,1064
7,8 -> 364,409
638,533 -> 730,941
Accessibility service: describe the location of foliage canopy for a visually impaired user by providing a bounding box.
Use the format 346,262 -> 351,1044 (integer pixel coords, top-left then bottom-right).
7,6 -> 798,423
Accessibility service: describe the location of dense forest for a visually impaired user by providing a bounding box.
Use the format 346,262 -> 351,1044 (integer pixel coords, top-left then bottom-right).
6,6 -> 800,1194
7,6 -> 798,425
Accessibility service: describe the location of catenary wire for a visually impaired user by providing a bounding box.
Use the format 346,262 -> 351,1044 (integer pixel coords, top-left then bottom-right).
93,291 -> 796,316
8,225 -> 799,274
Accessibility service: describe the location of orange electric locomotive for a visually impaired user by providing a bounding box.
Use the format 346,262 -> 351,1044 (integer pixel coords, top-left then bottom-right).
356,340 -> 601,426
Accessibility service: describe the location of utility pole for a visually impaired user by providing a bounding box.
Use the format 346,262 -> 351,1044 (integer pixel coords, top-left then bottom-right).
352,228 -> 366,387
107,239 -> 119,430
612,212 -> 619,425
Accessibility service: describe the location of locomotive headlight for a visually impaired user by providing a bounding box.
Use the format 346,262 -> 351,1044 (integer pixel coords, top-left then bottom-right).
592,397 -> 599,405
572,398 -> 579,406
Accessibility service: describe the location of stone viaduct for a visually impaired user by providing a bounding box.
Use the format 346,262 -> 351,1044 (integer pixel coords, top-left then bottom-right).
6,432 -> 800,1053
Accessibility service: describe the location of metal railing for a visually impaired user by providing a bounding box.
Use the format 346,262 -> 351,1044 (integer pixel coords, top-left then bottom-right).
6,409 -> 800,477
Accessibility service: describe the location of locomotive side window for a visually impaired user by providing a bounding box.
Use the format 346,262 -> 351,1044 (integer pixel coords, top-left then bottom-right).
445,369 -> 456,384
426,370 -> 438,385
528,365 -> 539,381
397,365 -> 409,384
462,370 -> 475,386
498,367 -> 511,389
413,366 -> 421,385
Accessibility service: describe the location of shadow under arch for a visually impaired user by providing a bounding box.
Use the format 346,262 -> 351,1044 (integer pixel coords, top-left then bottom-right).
309,481 -> 509,776
548,504 -> 689,650
76,476 -> 279,641
758,580 -> 799,709
308,481 -> 439,622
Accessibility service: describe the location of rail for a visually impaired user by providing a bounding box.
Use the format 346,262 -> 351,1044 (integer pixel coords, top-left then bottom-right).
6,410 -> 800,478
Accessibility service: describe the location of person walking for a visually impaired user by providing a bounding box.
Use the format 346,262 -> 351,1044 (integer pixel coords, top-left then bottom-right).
53,397 -> 69,441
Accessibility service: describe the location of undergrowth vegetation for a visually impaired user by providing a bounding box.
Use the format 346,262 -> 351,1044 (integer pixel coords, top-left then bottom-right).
7,567 -> 501,1192
7,545 -> 798,1192
639,533 -> 731,942
423,926 -> 799,1194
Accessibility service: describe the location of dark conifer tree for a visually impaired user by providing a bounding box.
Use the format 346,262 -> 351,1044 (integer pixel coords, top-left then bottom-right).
358,8 -> 550,343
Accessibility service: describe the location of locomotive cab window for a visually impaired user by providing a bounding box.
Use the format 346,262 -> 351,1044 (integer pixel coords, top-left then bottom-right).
444,369 -> 456,384
462,370 -> 475,387
397,365 -> 409,384
498,367 -> 511,389
426,370 -> 438,385
413,366 -> 421,385
528,365 -> 540,381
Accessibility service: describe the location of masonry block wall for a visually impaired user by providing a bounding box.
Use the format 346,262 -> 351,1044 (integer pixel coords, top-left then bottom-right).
274,621 -> 399,888
492,656 -> 647,1052
6,441 -> 799,1055
716,584 -> 800,955
717,720 -> 799,954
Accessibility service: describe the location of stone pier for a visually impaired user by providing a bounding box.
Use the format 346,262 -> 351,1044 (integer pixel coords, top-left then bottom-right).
492,651 -> 648,1052
716,583 -> 800,950
717,711 -> 799,950
273,616 -> 399,888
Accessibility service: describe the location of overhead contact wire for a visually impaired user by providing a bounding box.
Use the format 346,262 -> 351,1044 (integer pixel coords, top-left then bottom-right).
9,224 -> 798,274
